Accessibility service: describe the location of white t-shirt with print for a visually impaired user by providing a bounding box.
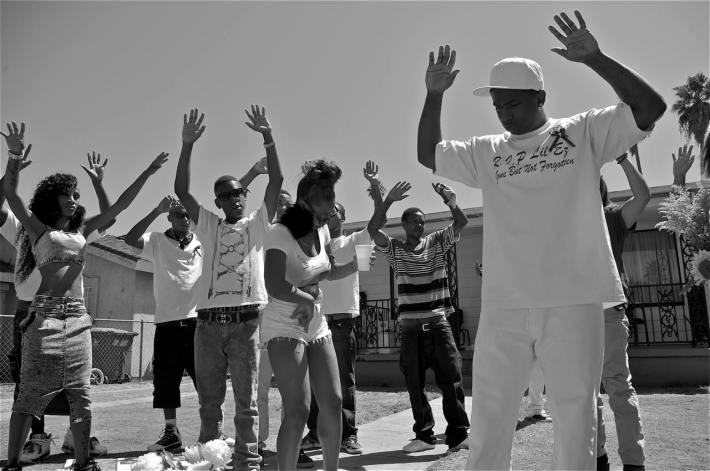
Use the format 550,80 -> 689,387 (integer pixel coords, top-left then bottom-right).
321,229 -> 370,317
434,103 -> 651,311
1,210 -> 104,302
140,231 -> 203,323
262,223 -> 331,318
194,203 -> 270,309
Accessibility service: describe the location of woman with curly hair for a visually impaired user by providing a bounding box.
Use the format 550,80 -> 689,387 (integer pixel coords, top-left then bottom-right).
261,160 -> 358,471
1,122 -> 169,471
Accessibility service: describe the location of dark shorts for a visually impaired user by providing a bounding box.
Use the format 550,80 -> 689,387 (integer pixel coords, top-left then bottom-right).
152,319 -> 197,409
13,295 -> 92,422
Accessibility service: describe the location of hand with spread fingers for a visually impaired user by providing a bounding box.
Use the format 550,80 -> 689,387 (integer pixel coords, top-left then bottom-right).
245,105 -> 272,135
548,10 -> 600,63
426,45 -> 460,93
673,144 -> 695,186
432,182 -> 456,206
1,121 -> 26,156
156,195 -> 180,214
252,156 -> 268,174
183,108 -> 206,144
384,181 -> 412,204
81,151 -> 109,183
146,152 -> 170,175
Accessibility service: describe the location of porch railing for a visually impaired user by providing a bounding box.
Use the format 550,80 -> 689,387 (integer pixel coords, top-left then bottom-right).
627,283 -> 699,345
355,299 -> 399,353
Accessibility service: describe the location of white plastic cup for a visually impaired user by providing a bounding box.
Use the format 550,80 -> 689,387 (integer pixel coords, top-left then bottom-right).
355,245 -> 373,271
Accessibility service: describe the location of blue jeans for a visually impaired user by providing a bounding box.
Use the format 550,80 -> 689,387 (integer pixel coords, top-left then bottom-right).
307,317 -> 358,440
194,314 -> 260,471
399,315 -> 469,446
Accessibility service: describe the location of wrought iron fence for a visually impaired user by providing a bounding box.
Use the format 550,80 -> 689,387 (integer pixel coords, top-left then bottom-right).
0,315 -> 156,384
355,299 -> 399,353
627,283 -> 699,345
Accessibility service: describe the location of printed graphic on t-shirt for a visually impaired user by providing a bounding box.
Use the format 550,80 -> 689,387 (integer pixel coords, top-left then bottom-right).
493,125 -> 577,184
214,224 -> 253,299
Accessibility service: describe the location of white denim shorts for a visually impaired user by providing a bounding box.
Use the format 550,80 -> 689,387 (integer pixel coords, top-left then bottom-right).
259,298 -> 330,345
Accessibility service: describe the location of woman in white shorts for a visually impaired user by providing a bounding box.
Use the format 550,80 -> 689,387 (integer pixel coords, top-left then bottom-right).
262,160 -> 357,471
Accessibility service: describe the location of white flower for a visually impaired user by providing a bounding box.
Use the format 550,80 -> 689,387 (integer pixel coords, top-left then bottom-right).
201,439 -> 232,468
183,444 -> 204,464
132,452 -> 165,471
691,250 -> 710,285
186,460 -> 213,471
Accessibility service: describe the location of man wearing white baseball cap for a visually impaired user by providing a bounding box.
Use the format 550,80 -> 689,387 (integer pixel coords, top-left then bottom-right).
417,10 -> 665,471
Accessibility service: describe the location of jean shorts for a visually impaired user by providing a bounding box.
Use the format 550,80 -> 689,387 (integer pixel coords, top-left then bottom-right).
12,295 -> 93,422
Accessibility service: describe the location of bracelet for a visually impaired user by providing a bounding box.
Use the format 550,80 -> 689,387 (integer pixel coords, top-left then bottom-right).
8,151 -> 23,160
263,141 -> 275,149
616,154 -> 628,164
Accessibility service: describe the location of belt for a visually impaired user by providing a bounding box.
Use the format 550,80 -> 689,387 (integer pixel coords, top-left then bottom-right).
399,316 -> 445,332
197,305 -> 259,324
158,318 -> 197,328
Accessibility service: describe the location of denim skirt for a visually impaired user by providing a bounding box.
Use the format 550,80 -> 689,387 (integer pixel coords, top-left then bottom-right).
12,295 -> 93,422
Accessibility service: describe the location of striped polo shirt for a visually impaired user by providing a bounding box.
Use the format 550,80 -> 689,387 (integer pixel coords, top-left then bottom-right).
378,225 -> 459,320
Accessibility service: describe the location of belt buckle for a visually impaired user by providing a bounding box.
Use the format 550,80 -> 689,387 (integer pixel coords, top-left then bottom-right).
215,313 -> 230,324
421,323 -> 430,332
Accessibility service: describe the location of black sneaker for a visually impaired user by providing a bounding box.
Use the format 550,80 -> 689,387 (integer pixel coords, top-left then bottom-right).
622,466 -> 645,471
296,449 -> 314,469
597,453 -> 610,471
147,426 -> 182,452
70,459 -> 102,471
341,435 -> 363,455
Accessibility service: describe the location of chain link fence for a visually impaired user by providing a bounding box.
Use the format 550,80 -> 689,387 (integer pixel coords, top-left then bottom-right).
0,314 -> 156,384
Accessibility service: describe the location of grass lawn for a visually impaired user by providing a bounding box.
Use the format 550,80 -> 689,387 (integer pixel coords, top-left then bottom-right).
427,388 -> 710,471
0,381 -> 440,469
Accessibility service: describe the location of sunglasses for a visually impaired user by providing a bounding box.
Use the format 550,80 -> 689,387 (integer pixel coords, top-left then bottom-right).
217,188 -> 248,201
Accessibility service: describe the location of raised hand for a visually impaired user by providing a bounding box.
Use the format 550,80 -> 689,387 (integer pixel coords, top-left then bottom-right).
426,45 -> 460,94
0,121 -> 25,155
384,181 -> 412,204
548,10 -> 600,63
156,195 -> 179,213
252,156 -> 268,174
81,151 -> 109,183
432,182 -> 456,204
673,144 -> 695,180
183,108 -> 206,144
16,145 -> 32,171
146,152 -> 170,175
363,160 -> 380,185
245,105 -> 272,135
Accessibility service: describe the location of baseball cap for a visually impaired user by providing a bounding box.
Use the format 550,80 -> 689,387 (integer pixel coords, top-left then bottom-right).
472,57 -> 544,97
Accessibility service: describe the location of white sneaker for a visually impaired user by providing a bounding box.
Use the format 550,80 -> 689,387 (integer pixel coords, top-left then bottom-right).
19,433 -> 52,464
402,439 -> 435,453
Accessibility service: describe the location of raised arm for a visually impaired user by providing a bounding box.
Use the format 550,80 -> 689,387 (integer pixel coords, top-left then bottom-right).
124,195 -> 175,249
615,153 -> 651,229
245,105 -> 283,222
174,108 -> 206,224
433,182 -> 468,235
366,168 -> 411,248
83,152 -> 169,236
1,122 -> 44,238
418,45 -> 460,172
238,156 -> 268,189
0,142 -> 32,227
672,144 -> 695,187
548,10 -> 666,131
81,151 -> 116,232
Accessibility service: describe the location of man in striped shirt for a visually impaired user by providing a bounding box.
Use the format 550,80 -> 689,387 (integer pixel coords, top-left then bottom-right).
366,168 -> 470,454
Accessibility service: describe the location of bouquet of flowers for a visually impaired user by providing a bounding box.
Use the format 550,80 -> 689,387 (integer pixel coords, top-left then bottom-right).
656,185 -> 710,285
131,439 -> 232,471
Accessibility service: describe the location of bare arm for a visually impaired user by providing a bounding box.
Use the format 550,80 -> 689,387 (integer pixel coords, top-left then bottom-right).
81,152 -> 116,232
616,155 -> 650,229
83,152 -> 169,236
369,181 -> 411,248
264,248 -> 317,305
174,109 -> 206,224
418,45 -> 460,171
433,182 -> 468,235
245,105 -> 283,222
124,195 -> 175,249
549,10 -> 666,131
238,157 -> 267,189
324,245 -> 358,281
0,147 -> 32,227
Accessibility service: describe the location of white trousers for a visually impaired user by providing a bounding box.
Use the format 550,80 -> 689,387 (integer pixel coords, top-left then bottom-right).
527,361 -> 546,415
465,303 -> 604,471
257,346 -> 273,444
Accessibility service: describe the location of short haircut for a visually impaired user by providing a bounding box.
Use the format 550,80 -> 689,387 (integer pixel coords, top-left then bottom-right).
401,207 -> 423,223
213,175 -> 239,195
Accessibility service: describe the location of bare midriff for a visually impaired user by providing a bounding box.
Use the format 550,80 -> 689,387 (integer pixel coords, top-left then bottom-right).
37,262 -> 84,298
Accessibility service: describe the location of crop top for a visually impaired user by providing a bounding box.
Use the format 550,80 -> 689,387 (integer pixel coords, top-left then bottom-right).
34,229 -> 88,269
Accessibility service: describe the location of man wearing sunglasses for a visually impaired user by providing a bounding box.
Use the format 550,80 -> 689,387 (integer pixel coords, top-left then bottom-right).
175,106 -> 283,471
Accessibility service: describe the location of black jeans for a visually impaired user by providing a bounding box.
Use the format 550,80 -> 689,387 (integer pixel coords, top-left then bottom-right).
307,317 -> 358,440
152,319 -> 197,409
399,315 -> 469,445
9,300 -> 45,434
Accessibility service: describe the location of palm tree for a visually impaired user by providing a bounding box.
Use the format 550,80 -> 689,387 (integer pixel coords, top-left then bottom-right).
672,73 -> 710,178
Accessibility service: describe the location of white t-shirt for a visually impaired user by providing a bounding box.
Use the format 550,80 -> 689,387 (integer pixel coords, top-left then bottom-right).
194,203 -> 270,309
321,229 -> 370,317
1,210 -> 103,302
140,231 -> 203,323
262,223 -> 331,317
434,103 -> 651,310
